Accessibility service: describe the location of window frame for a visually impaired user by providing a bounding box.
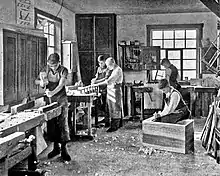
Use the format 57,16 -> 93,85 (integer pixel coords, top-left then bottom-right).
34,8 -> 62,59
146,24 -> 203,80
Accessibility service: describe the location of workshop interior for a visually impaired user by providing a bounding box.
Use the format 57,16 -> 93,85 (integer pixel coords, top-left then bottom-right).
1,0 -> 220,176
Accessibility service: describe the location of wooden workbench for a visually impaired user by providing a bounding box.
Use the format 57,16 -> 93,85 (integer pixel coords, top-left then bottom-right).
0,101 -> 62,176
67,92 -> 98,139
181,86 -> 218,117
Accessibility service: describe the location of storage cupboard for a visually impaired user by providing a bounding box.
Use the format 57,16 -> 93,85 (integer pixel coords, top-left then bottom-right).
76,14 -> 116,86
0,29 -> 47,105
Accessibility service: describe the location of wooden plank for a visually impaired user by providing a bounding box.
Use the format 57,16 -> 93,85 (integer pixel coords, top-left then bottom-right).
43,106 -> 62,121
38,102 -> 58,113
0,132 -> 25,159
11,101 -> 35,114
35,126 -> 47,155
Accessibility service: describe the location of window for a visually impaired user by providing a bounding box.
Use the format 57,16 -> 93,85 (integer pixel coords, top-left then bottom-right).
35,8 -> 62,58
148,24 -> 203,80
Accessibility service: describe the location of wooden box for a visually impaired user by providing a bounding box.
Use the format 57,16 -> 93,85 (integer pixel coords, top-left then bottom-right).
142,117 -> 194,154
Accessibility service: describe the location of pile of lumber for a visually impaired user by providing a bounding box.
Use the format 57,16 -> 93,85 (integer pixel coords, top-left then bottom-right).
201,96 -> 220,155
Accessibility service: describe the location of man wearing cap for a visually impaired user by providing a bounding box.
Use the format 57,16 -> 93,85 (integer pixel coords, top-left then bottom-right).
92,57 -> 123,132
153,79 -> 190,123
35,53 -> 71,161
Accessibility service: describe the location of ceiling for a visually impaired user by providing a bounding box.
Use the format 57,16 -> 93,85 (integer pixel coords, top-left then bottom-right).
52,0 -> 210,15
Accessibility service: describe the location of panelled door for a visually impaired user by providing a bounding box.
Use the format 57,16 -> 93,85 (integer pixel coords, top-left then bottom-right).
76,14 -> 116,85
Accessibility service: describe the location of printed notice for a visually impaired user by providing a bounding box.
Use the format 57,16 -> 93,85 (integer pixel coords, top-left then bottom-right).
16,0 -> 34,26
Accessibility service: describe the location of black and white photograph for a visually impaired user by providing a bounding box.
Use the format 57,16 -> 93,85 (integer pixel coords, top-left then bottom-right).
1,0 -> 220,175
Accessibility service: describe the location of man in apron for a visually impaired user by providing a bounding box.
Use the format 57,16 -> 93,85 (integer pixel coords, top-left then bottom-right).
92,57 -> 123,132
35,53 -> 71,161
153,79 -> 190,123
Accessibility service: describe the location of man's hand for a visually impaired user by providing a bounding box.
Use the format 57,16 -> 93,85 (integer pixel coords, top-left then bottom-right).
91,78 -> 96,85
153,112 -> 161,119
39,80 -> 48,88
45,89 -> 53,98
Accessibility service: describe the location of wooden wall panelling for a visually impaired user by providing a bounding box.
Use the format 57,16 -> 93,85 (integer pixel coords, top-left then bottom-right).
18,34 -> 28,101
3,30 -> 18,104
2,29 -> 47,105
38,37 -> 47,94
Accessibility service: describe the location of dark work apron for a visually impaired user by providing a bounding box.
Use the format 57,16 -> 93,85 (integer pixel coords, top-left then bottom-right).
46,81 -> 70,143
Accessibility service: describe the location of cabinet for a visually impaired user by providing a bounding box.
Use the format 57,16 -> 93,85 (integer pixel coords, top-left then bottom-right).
1,29 -> 47,105
76,14 -> 116,86
118,44 -> 161,72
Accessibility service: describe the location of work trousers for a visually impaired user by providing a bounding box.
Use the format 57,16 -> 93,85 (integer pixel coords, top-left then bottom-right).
47,96 -> 70,143
155,106 -> 190,124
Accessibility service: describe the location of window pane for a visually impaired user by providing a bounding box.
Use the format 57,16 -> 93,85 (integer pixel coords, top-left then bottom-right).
183,71 -> 196,79
183,49 -> 196,59
175,30 -> 185,39
152,40 -> 163,48
186,30 -> 196,38
164,31 -> 173,39
170,60 -> 180,69
164,40 -> 173,48
175,40 -> 185,48
183,60 -> 196,69
49,23 -> 54,35
168,51 -> 180,59
152,31 -> 162,39
48,47 -> 54,56
186,40 -> 196,48
160,50 -> 166,59
43,22 -> 49,33
49,35 -> 54,47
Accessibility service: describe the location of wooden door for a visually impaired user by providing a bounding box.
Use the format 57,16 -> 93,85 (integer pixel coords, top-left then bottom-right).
94,15 -> 116,61
76,14 -> 116,86
3,30 -> 18,104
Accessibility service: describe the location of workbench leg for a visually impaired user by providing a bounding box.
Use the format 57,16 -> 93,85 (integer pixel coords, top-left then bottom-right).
131,87 -> 136,116
73,103 -> 77,136
140,93 -> 144,122
87,101 -> 92,136
94,99 -> 98,127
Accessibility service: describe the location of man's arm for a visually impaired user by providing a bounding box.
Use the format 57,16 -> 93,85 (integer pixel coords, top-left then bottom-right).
159,92 -> 180,116
46,68 -> 68,97
91,67 -> 100,84
165,68 -> 172,82
106,67 -> 122,84
46,77 -> 66,97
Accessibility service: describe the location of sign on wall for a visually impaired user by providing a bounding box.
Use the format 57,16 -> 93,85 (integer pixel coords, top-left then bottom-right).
15,0 -> 34,26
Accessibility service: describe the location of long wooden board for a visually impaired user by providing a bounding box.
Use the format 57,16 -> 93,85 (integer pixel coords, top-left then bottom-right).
11,101 -> 35,114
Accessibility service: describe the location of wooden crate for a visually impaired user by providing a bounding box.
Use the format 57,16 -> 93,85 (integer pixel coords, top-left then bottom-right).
142,117 -> 194,154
